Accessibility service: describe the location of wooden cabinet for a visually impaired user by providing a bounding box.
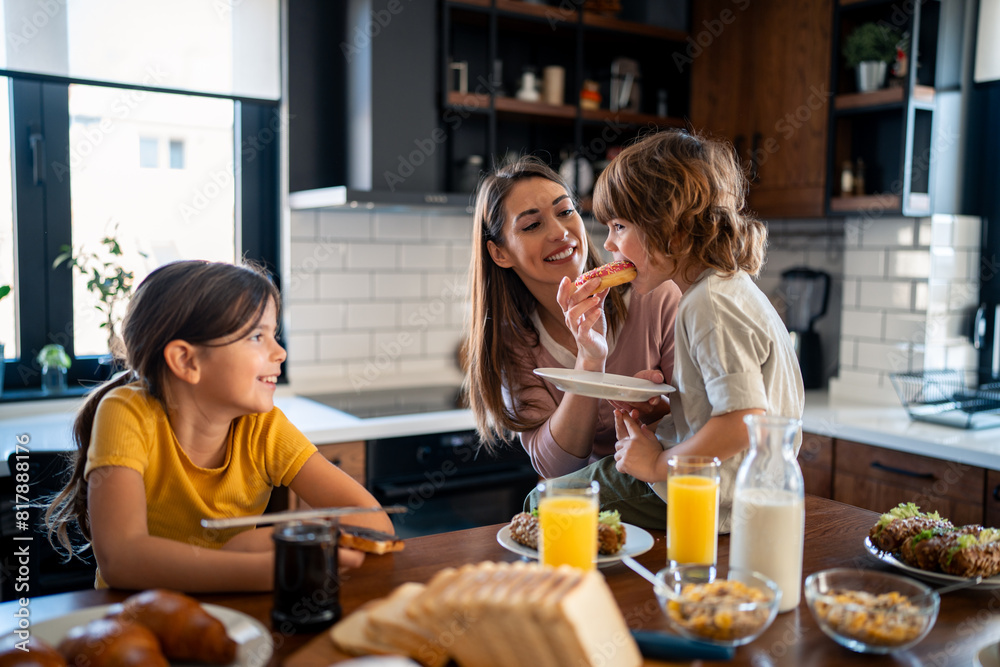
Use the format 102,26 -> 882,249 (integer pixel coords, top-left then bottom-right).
798,432 -> 833,499
832,440 -> 985,526
986,469 -> 1000,529
442,0 -> 689,198
288,441 -> 367,510
690,0 -> 831,218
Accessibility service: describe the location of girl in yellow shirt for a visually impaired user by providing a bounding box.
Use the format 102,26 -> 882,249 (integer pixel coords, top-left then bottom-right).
46,260 -> 392,592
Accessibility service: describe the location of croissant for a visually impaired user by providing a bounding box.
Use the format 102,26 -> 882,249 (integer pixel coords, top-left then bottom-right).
114,589 -> 237,664
0,632 -> 67,667
57,618 -> 167,667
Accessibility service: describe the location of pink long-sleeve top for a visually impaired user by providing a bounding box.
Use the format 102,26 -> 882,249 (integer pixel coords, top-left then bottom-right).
508,281 -> 681,477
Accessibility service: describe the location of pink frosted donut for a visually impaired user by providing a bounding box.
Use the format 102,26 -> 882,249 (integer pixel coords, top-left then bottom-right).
574,260 -> 637,293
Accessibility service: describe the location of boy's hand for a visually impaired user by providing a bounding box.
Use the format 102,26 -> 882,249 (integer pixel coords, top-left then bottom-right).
613,409 -> 666,482
608,370 -> 671,425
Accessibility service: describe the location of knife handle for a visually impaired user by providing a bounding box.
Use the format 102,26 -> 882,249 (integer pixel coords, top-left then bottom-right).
631,629 -> 735,661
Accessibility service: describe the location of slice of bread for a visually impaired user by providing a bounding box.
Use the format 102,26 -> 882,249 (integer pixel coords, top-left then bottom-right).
330,600 -> 399,657
366,583 -> 448,667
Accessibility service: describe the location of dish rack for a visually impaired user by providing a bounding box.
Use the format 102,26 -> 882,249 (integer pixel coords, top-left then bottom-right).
890,370 -> 1000,430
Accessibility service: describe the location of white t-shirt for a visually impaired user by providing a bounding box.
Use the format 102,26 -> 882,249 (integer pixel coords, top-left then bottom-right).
656,269 -> 805,532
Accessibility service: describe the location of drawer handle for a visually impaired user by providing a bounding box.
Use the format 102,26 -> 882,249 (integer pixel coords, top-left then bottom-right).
870,461 -> 935,480
993,484 -> 1000,502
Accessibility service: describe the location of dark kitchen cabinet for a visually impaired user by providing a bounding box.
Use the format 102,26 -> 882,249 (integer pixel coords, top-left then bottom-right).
798,432 -> 833,499
690,0 -> 832,219
441,0 -> 691,201
825,0 -> 969,217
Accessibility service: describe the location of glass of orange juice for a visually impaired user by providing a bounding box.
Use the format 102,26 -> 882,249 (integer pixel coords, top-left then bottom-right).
666,456 -> 721,566
537,479 -> 599,570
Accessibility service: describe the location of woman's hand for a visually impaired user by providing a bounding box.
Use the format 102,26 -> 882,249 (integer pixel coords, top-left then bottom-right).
557,276 -> 609,370
608,370 -> 671,426
613,409 -> 668,483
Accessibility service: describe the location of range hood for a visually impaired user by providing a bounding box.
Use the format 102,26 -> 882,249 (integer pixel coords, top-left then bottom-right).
288,0 -> 469,212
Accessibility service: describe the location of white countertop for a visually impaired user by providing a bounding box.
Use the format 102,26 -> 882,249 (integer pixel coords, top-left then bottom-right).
3,389 -> 999,475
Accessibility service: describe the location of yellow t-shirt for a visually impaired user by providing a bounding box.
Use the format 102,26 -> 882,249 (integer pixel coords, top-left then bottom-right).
85,383 -> 316,585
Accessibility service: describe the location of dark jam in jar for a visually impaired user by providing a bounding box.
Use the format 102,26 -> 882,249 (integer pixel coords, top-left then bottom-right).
271,520 -> 341,633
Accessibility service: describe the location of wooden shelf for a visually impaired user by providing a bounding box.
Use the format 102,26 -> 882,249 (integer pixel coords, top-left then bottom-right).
452,0 -> 687,39
495,96 -> 577,119
581,108 -> 684,128
829,193 -> 901,212
447,91 -> 491,110
835,85 -> 934,110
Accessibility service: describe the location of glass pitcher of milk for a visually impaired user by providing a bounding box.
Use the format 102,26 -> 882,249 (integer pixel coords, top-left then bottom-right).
729,414 -> 805,613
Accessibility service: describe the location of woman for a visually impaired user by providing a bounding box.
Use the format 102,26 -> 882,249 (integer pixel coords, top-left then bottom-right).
461,157 -> 681,527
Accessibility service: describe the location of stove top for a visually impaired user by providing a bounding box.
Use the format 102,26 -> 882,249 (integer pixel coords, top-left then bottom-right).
306,385 -> 465,419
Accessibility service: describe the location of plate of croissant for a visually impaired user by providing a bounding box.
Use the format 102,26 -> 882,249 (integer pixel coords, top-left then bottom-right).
866,502 -> 1000,589
2,589 -> 272,666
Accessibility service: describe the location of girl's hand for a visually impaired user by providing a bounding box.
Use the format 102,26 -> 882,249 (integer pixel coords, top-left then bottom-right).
338,548 -> 365,572
557,276 -> 609,370
613,409 -> 666,483
608,370 -> 671,426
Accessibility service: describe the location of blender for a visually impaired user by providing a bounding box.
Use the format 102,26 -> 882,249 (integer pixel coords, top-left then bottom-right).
779,267 -> 830,389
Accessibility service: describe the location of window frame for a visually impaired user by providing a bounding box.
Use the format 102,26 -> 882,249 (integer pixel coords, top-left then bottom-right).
1,74 -> 281,398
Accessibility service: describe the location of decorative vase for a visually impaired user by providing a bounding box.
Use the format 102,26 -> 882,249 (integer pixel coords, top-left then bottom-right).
855,61 -> 887,92
41,365 -> 67,395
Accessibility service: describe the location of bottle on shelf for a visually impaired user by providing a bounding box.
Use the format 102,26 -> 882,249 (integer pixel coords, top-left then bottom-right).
840,161 -> 854,196
729,415 -> 805,614
853,158 -> 866,197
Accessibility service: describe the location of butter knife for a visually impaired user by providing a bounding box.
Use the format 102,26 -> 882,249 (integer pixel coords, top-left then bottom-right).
201,505 -> 408,529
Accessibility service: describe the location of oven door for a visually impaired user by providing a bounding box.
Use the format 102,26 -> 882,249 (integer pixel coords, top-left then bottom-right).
366,431 -> 538,538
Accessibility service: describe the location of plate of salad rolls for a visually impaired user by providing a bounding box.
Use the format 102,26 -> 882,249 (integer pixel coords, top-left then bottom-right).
865,502 -> 1000,589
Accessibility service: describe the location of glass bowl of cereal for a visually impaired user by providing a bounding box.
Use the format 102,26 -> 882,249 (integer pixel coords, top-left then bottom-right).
654,565 -> 781,647
804,568 -> 939,654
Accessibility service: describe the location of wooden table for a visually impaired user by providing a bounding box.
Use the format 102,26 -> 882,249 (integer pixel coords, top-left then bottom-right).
3,495 -> 999,666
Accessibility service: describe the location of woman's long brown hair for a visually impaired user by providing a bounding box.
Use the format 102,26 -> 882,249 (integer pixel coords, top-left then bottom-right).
44,260 -> 281,558
461,156 -> 628,450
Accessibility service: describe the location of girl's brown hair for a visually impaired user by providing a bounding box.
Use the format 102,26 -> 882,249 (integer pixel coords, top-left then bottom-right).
45,260 -> 281,557
593,130 -> 766,284
461,156 -> 628,449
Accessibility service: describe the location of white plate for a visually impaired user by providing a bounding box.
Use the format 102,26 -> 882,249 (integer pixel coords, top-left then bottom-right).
31,603 -> 273,667
976,641 -> 1000,667
864,536 -> 1000,589
496,522 -> 655,566
533,368 -> 674,402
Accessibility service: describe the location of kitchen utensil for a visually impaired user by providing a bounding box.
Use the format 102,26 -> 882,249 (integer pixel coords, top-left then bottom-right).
621,554 -> 659,585
779,266 -> 830,389
631,630 -> 736,661
200,505 -> 407,530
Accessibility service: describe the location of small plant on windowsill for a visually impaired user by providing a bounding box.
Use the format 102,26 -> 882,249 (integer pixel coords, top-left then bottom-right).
53,229 -> 146,360
37,343 -> 71,395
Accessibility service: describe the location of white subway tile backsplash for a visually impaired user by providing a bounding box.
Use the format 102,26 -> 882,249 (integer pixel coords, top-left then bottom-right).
285,332 -> 317,363
399,357 -> 459,377
290,239 -> 347,271
918,218 -> 934,247
930,247 -> 959,280
887,250 -> 931,279
856,340 -> 910,372
319,332 -> 372,360
860,218 -> 916,247
400,243 -> 449,270
949,282 -> 979,310
841,310 -> 883,338
953,215 -> 982,248
914,282 -> 929,311
319,210 -> 372,240
398,301 -> 449,330
844,250 -> 884,277
449,244 -> 472,271
841,279 -> 859,308
857,280 -> 912,310
319,273 -> 372,301
346,302 -> 397,330
345,242 -> 400,270
374,212 -> 424,241
929,215 -> 951,247
374,330 -> 423,359
844,219 -> 863,247
426,272 -> 468,300
375,273 -> 424,299
883,313 -> 927,341
289,210 -> 318,238
427,213 -> 473,240
946,344 -> 977,370
289,303 -> 346,331
839,339 -> 856,368
285,271 -> 318,301
426,328 -> 465,357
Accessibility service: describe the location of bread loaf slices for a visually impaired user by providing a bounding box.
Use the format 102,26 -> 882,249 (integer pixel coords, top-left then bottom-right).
329,561 -> 642,667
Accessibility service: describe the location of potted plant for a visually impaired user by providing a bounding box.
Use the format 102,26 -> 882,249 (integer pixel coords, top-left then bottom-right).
53,228 -> 145,358
37,343 -> 71,395
843,22 -> 902,92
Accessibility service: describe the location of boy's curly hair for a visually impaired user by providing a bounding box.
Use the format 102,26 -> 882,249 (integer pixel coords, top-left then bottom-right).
593,130 -> 766,284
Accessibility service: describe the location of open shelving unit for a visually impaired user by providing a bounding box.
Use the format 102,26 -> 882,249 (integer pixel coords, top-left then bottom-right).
441,0 -> 689,198
825,0 -> 965,217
